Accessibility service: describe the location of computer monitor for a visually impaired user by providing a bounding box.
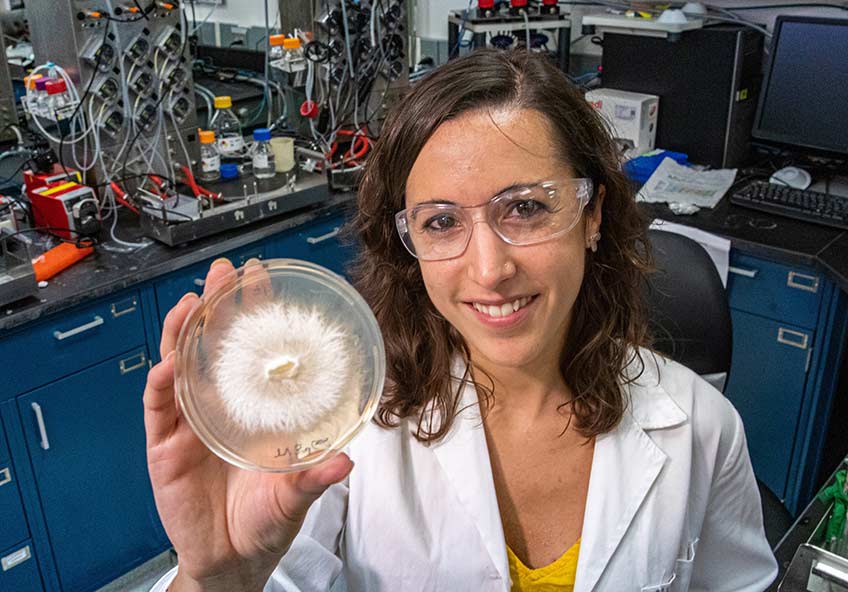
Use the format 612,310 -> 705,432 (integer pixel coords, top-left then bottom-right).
752,16 -> 848,156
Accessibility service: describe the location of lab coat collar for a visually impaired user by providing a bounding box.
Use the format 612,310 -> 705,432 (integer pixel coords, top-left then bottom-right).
430,352 -> 688,592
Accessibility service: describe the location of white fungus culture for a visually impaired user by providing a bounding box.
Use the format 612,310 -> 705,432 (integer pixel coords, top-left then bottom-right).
213,301 -> 358,434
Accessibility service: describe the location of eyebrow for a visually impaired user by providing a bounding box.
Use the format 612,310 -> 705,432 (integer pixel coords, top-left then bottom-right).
412,182 -> 535,207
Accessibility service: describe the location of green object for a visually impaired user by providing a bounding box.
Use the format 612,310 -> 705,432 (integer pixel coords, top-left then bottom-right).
819,469 -> 848,543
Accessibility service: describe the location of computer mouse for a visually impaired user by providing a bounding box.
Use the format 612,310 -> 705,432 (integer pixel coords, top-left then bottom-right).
769,166 -> 812,190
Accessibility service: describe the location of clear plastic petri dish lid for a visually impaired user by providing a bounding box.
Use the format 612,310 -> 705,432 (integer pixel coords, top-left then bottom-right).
175,259 -> 385,472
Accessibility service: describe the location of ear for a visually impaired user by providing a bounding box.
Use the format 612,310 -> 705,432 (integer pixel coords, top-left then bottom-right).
585,184 -> 605,237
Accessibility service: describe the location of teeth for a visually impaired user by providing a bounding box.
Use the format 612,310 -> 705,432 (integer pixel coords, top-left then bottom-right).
472,297 -> 531,318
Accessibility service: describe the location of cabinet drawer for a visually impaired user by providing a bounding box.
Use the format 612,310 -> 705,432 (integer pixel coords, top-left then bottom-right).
725,309 -> 813,500
727,253 -> 823,329
0,540 -> 42,591
0,292 -> 145,397
154,243 -> 266,324
0,418 -> 7,462
0,462 -> 28,550
268,214 -> 355,278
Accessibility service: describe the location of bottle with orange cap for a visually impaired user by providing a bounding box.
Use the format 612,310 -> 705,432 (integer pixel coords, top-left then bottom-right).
198,130 -> 221,182
23,74 -> 43,118
269,34 -> 286,63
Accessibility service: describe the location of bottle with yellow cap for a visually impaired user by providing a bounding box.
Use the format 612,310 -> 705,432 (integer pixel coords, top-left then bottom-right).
209,96 -> 245,156
198,130 -> 221,182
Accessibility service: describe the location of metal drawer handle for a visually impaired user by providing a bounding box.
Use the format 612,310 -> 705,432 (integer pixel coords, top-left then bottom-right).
120,353 -> 147,375
31,402 -> 50,450
306,227 -> 340,245
193,278 -> 206,287
53,315 -> 104,341
728,266 -> 758,278
812,560 -> 848,586
0,467 -> 10,487
787,271 -> 819,293
1,545 -> 31,571
111,299 -> 138,318
777,327 -> 809,350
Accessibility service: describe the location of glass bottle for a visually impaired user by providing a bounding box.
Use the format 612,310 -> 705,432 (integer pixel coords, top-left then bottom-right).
209,96 -> 244,156
251,128 -> 276,179
45,79 -> 69,120
198,130 -> 221,182
269,34 -> 286,63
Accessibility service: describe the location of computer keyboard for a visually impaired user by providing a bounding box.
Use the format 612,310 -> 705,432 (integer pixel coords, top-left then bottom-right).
730,180 -> 848,230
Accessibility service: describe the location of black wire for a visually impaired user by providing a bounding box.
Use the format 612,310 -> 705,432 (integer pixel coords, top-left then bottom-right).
58,19 -> 112,176
0,225 -> 96,248
0,159 -> 32,185
120,8 -> 191,190
132,0 -> 151,21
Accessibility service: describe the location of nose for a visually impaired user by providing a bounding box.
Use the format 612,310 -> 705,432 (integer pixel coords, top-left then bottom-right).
464,219 -> 517,289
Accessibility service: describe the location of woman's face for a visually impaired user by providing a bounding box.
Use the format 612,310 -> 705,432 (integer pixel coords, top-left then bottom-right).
404,108 -> 603,375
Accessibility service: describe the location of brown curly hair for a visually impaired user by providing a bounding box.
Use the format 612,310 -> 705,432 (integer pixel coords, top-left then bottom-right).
348,49 -> 653,442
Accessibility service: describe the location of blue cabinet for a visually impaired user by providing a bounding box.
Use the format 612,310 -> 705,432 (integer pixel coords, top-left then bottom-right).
0,459 -> 29,551
266,212 -> 355,278
725,252 -> 848,514
17,348 -> 165,592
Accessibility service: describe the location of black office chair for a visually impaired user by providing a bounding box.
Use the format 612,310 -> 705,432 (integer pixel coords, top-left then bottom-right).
644,229 -> 792,548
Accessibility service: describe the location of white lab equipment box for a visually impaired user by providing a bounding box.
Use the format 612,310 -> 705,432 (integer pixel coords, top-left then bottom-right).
585,88 -> 659,158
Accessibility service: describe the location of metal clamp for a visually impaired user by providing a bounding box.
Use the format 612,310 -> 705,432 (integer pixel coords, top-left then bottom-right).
53,315 -> 104,341
728,266 -> 758,279
306,227 -> 341,245
0,467 -> 10,487
777,327 -> 809,350
111,298 -> 138,318
787,271 -> 820,293
120,353 -> 147,375
31,402 -> 50,450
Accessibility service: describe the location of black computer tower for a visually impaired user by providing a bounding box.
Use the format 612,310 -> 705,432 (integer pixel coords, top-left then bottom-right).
601,25 -> 764,168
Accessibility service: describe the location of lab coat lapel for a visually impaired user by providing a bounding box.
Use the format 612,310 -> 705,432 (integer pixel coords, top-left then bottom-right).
431,374 -> 510,589
574,359 -> 686,592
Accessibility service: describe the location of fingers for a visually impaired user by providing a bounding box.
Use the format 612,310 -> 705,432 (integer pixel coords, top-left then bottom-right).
160,292 -> 201,360
144,351 -> 179,448
203,257 -> 236,298
240,258 -> 273,308
270,454 -> 355,529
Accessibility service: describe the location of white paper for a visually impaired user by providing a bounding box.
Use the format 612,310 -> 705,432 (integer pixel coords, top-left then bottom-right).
650,219 -> 731,287
637,157 -> 737,209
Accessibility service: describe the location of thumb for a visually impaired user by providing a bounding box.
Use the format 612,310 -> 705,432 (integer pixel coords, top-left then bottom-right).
276,453 -> 354,524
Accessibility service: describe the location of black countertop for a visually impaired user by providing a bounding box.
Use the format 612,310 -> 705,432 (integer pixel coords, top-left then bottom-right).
1,188 -> 355,334
640,197 -> 848,293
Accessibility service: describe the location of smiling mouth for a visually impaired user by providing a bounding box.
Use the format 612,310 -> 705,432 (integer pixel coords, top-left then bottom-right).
470,295 -> 536,318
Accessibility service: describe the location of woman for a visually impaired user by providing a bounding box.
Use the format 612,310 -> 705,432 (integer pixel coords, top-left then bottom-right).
145,50 -> 777,591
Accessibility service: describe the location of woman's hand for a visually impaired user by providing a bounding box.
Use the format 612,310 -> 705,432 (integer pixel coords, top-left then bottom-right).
143,258 -> 354,592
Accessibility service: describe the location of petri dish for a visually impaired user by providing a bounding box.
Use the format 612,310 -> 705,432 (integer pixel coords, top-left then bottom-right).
175,259 -> 385,472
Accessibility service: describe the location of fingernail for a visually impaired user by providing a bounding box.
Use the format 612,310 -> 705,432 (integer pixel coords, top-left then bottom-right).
178,292 -> 198,304
165,350 -> 176,363
211,257 -> 231,267
245,258 -> 261,266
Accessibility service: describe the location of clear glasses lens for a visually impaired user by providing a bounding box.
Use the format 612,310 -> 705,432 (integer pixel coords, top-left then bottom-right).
397,179 -> 592,261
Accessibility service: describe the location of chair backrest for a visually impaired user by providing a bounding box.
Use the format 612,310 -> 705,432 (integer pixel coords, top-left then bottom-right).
643,229 -> 733,385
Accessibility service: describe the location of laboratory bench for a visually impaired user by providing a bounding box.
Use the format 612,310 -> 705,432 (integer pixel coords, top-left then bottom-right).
0,188 -> 357,592
1,183 -> 848,590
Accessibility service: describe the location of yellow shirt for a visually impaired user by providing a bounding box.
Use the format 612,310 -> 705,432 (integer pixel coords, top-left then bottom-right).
507,540 -> 580,592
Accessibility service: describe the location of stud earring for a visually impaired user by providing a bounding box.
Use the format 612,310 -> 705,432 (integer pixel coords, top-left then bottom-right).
587,232 -> 601,253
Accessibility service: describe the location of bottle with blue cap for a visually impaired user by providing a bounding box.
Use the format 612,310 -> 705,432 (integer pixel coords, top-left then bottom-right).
251,128 -> 276,179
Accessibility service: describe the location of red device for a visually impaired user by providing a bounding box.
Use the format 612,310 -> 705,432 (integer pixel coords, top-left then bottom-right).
25,172 -> 100,240
478,0 -> 495,9
510,0 -> 529,7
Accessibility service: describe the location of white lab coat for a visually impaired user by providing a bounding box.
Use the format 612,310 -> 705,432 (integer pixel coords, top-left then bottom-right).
152,350 -> 778,591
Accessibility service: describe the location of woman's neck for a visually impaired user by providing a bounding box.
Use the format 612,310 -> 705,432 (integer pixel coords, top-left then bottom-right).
470,356 -> 572,429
